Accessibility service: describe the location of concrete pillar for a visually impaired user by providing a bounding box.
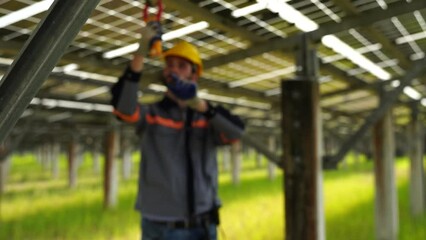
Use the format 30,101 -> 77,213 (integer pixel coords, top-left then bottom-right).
424,155 -> 426,209
324,136 -> 336,157
340,137 -> 349,169
36,146 -> 42,164
230,141 -> 242,185
242,143 -> 249,160
267,136 -> 276,180
0,156 -> 11,194
243,147 -> 255,166
424,136 -> 426,208
121,137 -> 132,180
408,105 -> 425,215
255,151 -> 263,168
364,139 -> 373,161
76,142 -> 84,168
68,138 -> 78,188
51,142 -> 60,179
373,109 -> 398,240
221,146 -> 231,172
104,128 -> 118,208
395,130 -> 408,158
341,156 -> 348,169
354,150 -> 360,167
92,141 -> 101,174
42,143 -> 50,171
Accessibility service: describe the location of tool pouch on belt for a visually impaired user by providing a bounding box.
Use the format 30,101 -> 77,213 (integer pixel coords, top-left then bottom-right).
211,206 -> 220,225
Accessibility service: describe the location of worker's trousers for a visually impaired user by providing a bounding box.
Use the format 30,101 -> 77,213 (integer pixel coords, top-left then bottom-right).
141,218 -> 217,240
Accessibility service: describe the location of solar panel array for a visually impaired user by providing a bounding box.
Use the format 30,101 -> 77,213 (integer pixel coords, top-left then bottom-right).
0,0 -> 425,143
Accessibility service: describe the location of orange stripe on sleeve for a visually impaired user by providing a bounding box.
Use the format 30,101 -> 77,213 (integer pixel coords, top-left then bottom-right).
219,132 -> 239,144
146,114 -> 184,129
113,107 -> 140,123
192,119 -> 208,128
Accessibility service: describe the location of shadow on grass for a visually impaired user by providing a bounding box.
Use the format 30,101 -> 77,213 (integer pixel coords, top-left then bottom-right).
325,192 -> 376,240
219,172 -> 283,204
218,163 -> 376,205
4,178 -> 103,200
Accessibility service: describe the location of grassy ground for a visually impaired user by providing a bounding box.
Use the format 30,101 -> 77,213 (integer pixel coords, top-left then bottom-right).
0,152 -> 425,240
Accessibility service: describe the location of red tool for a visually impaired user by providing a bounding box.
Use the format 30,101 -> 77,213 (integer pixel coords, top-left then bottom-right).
143,0 -> 163,57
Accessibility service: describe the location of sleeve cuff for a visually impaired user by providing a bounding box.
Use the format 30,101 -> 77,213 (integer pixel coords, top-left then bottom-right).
202,101 -> 217,119
123,66 -> 142,82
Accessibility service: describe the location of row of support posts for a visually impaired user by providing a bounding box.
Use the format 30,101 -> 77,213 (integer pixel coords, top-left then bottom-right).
281,34 -> 426,240
1,107 -> 424,233
219,136 -> 280,185
35,142 -> 61,179
4,99 -> 420,236
0,126 -> 135,210
31,139 -> 103,181
371,102 -> 426,240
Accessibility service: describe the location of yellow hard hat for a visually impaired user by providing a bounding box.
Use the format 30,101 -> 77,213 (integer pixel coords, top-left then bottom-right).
163,41 -> 203,76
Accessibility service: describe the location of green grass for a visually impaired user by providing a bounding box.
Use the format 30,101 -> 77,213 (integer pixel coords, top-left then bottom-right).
0,152 -> 425,240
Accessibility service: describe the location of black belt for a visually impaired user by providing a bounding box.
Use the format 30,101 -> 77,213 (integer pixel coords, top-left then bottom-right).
152,211 -> 214,229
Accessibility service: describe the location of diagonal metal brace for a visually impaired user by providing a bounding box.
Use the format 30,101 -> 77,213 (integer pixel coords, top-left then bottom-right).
0,0 -> 101,143
325,58 -> 426,168
241,134 -> 283,168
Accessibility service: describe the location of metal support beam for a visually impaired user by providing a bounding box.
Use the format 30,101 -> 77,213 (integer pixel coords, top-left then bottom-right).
0,0 -> 101,143
282,35 -> 324,240
326,58 -> 426,167
241,134 -> 282,167
282,80 -> 324,240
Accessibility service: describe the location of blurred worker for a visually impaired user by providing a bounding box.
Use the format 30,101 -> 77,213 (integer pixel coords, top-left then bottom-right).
110,21 -> 245,240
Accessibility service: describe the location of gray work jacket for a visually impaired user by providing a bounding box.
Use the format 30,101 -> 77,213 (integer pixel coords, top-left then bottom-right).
111,67 -> 245,220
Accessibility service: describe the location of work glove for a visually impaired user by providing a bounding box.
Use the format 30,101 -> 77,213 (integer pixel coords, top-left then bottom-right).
136,21 -> 162,57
